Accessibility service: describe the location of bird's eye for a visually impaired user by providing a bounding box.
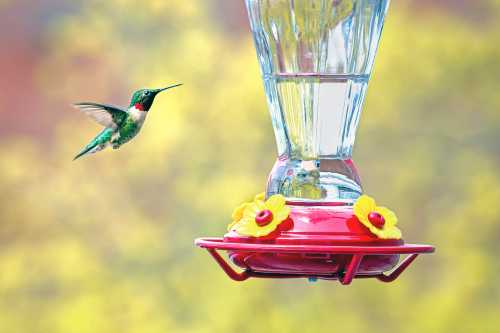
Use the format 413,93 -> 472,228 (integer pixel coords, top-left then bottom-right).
144,91 -> 150,96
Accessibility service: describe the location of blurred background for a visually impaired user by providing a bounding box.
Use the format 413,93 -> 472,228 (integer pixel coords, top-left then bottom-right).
1,0 -> 499,332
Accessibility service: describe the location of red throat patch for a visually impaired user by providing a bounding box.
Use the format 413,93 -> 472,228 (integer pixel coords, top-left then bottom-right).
134,103 -> 145,111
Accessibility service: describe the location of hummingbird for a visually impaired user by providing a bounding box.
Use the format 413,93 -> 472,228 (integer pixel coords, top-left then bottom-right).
73,84 -> 182,160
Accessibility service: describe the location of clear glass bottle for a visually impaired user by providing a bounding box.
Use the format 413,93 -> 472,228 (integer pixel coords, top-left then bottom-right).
245,0 -> 390,203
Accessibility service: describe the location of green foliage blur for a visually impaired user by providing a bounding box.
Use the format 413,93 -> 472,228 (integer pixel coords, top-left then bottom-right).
1,0 -> 500,332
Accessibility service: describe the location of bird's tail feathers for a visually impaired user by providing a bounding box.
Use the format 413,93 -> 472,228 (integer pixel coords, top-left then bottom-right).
73,128 -> 114,161
73,146 -> 94,160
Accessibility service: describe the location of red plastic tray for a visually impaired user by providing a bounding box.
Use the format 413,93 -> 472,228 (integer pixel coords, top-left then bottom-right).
195,237 -> 434,285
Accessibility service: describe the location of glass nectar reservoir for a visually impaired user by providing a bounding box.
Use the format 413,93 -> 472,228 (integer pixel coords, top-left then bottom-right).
246,0 -> 390,203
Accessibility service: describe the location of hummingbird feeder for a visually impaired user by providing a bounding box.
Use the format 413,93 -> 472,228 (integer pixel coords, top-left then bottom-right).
195,0 -> 434,285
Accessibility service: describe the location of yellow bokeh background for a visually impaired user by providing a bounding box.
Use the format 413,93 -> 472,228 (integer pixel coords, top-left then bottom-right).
1,1 -> 499,332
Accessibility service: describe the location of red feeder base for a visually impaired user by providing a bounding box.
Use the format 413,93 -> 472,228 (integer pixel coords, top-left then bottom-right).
195,205 -> 434,285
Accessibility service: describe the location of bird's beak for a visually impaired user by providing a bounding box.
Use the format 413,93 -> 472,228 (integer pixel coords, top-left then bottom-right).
154,83 -> 183,94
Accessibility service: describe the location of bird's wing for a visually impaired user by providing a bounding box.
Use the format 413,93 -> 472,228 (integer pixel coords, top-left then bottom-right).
73,102 -> 128,129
